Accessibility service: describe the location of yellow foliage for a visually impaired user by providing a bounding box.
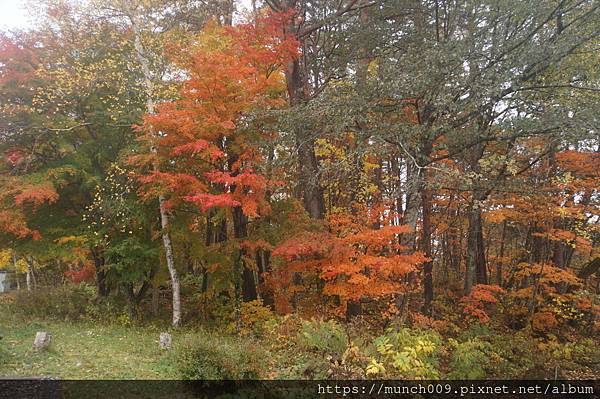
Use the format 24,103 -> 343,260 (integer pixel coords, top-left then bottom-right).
0,249 -> 11,269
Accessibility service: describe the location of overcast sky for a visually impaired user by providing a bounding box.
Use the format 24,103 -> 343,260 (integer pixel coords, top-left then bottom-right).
0,0 -> 256,32
0,0 -> 29,31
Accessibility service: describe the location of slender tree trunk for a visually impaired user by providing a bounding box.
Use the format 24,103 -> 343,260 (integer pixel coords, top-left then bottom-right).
26,263 -> 32,291
151,281 -> 160,317
12,251 -> 20,290
497,220 -> 507,285
475,211 -> 487,284
256,249 -> 273,306
159,197 -> 181,327
421,169 -> 434,315
26,257 -> 37,290
124,283 -> 138,319
281,14 -> 326,220
131,14 -> 181,327
401,161 -> 421,250
465,205 -> 487,293
233,206 -> 258,302
92,248 -> 109,297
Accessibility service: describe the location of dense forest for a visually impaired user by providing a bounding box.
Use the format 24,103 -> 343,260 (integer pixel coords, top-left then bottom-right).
0,0 -> 599,381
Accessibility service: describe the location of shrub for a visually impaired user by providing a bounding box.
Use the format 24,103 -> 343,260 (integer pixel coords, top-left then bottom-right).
532,311 -> 559,334
177,332 -> 269,379
240,299 -> 276,336
446,338 -> 491,379
366,328 -> 442,379
10,284 -> 96,320
477,330 -> 535,378
297,318 -> 348,355
0,327 -> 8,366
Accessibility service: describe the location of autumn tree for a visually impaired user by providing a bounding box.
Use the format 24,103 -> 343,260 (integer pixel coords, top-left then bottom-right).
131,14 -> 297,323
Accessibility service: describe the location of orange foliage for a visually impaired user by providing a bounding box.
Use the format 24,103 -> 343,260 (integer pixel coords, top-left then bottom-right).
65,262 -> 96,284
460,284 -> 505,323
0,179 -> 57,239
512,263 -> 581,300
133,13 -> 296,219
272,204 -> 425,315
14,183 -> 59,208
531,311 -> 559,333
411,312 -> 448,332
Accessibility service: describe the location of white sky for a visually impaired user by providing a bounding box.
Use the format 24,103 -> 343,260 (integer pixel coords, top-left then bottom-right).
0,0 -> 255,32
0,0 -> 30,31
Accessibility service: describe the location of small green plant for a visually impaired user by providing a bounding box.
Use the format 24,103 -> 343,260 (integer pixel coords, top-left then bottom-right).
297,319 -> 348,355
115,312 -> 133,327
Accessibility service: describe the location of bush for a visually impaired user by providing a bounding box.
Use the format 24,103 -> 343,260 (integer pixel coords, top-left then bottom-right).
240,299 -> 276,336
0,328 -> 8,365
367,328 -> 442,379
177,332 -> 269,379
471,330 -> 535,378
297,319 -> 348,355
7,284 -> 138,323
10,284 -> 96,320
446,338 -> 491,379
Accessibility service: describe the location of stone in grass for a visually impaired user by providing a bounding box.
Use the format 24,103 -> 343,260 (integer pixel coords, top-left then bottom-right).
159,332 -> 172,350
33,331 -> 52,350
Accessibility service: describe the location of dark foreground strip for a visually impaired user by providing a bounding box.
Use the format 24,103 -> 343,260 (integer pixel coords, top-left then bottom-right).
0,379 -> 598,399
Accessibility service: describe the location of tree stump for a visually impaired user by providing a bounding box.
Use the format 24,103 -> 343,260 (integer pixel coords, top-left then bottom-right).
159,332 -> 172,350
33,332 -> 52,350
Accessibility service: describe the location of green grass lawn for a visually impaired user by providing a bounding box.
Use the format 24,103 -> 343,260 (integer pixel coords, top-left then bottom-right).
0,314 -> 182,379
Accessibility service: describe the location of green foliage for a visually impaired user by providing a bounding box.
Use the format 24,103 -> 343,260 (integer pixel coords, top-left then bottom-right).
176,333 -> 269,380
446,338 -> 491,379
367,328 -> 441,379
297,319 -> 348,355
104,236 -> 158,284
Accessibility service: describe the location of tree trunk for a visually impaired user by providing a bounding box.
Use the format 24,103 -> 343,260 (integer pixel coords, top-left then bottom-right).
497,220 -> 507,285
400,161 -> 421,250
232,205 -> 258,302
552,240 -> 566,269
282,21 -> 326,219
465,205 -> 487,293
124,281 -> 151,320
159,200 -> 181,327
12,252 -> 20,290
256,249 -> 273,307
26,257 -> 37,290
131,13 -> 181,327
151,282 -> 160,317
295,130 -> 326,219
577,257 -> 600,279
26,263 -> 32,291
475,211 -> 488,285
421,170 -> 434,315
92,248 -> 109,298
124,283 -> 138,320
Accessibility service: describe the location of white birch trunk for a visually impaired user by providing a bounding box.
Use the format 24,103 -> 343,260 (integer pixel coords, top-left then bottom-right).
130,13 -> 181,327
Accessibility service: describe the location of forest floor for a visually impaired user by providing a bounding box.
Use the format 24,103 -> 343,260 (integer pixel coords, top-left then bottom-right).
0,314 -> 180,379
